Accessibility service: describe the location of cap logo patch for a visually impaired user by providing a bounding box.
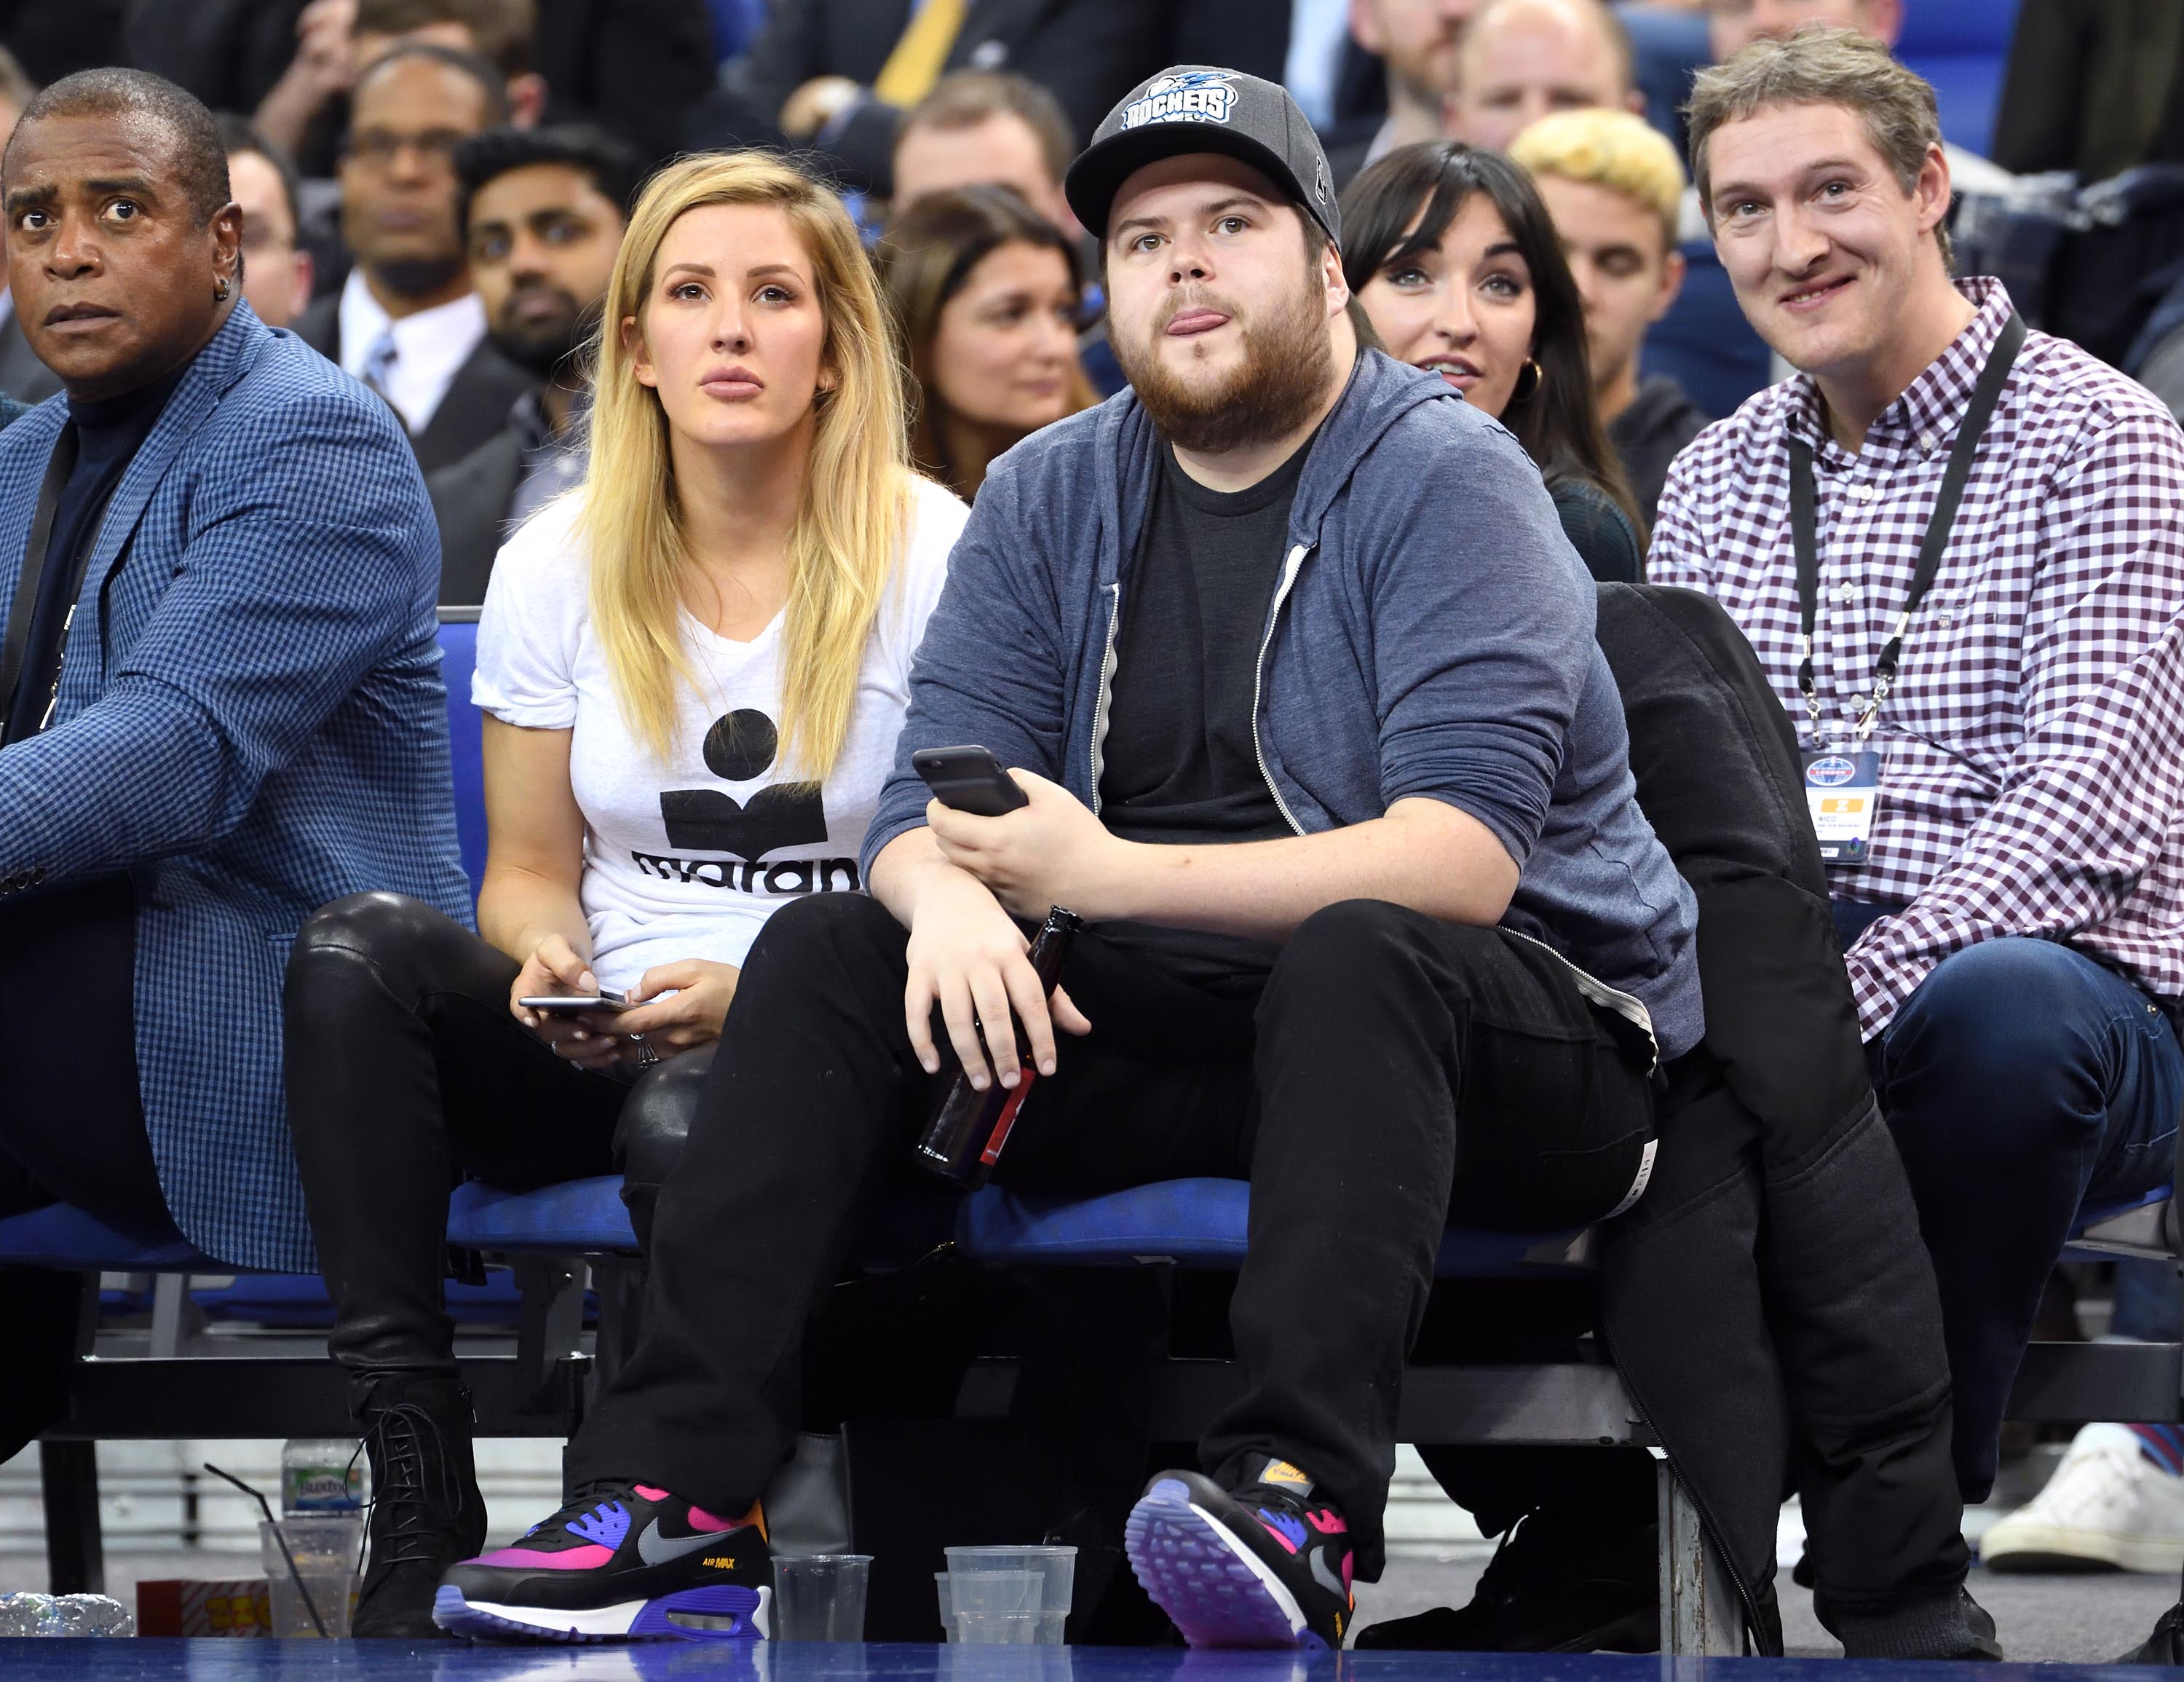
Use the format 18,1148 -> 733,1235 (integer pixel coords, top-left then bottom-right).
1123,71 -> 1239,129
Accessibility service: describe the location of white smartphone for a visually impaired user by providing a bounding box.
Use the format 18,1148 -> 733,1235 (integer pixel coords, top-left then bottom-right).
518,989 -> 630,1014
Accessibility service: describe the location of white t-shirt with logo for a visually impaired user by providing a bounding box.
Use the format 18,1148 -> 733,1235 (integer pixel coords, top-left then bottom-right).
472,476 -> 968,992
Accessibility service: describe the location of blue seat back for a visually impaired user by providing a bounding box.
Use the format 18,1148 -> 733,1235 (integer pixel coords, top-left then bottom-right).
437,610 -> 487,907
1642,242 -> 1773,423
1896,0 -> 2022,155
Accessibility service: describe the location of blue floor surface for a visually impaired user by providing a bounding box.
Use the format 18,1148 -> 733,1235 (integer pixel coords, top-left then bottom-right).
0,1646 -> 2164,1681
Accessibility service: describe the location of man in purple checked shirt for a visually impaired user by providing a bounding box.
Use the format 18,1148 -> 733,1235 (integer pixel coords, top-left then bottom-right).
1650,25 -> 2184,1603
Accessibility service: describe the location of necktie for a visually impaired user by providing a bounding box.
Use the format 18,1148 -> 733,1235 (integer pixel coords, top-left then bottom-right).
872,0 -> 967,107
361,327 -> 399,402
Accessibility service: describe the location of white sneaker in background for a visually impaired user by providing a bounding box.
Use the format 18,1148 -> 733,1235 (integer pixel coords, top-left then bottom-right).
1981,1424 -> 2184,1574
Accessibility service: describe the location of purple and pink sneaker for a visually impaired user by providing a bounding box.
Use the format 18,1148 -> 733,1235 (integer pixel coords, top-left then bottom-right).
1125,1459 -> 1355,1650
434,1482 -> 771,1641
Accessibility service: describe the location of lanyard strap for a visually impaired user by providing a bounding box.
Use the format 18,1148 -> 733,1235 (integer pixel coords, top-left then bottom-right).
1789,310 -> 2027,738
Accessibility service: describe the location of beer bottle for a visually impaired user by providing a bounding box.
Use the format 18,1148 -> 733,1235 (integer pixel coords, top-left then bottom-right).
914,907 -> 1083,1188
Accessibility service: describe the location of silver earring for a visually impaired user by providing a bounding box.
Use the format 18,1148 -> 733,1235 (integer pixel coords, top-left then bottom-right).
214,277 -> 232,301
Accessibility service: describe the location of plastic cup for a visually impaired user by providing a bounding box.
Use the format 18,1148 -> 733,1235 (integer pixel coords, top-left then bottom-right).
772,1554 -> 872,1641
946,1570 -> 1039,1616
258,1515 -> 361,1638
935,1571 -> 952,1635
943,1545 -> 1076,1638
951,1610 -> 1042,1644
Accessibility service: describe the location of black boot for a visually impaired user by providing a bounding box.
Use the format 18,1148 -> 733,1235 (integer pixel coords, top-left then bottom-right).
2121,1601 -> 2184,1665
351,1371 -> 487,1638
1354,1504 -> 1658,1653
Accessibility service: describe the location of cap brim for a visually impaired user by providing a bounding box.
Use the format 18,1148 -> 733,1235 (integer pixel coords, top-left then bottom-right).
1064,123 -> 1313,247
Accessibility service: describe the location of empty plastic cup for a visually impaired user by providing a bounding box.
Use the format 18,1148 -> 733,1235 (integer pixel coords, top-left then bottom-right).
772,1554 -> 872,1640
258,1515 -> 361,1638
943,1544 -> 1076,1641
951,1609 -> 1042,1644
948,1569 -> 1039,1615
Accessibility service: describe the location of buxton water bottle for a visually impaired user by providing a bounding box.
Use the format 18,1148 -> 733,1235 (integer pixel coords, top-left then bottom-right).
914,907 -> 1082,1188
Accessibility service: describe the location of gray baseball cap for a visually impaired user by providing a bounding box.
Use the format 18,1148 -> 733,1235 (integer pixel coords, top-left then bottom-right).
1064,66 -> 1339,248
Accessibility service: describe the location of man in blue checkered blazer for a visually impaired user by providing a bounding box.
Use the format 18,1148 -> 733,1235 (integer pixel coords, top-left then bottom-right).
0,68 -> 471,1331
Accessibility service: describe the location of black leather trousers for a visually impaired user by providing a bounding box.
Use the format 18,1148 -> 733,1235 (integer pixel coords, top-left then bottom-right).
284,892 -> 701,1374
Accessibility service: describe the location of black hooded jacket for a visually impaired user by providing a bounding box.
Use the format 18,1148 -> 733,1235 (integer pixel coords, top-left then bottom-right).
1594,585 -> 1970,1653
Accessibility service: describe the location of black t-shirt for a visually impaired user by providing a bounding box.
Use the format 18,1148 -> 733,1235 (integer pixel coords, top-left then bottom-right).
4,367 -> 186,742
1093,433 -> 1318,991
1099,437 -> 1309,844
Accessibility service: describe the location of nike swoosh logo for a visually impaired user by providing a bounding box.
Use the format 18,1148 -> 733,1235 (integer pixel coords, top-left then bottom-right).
1309,1548 -> 1347,1600
636,1518 -> 740,1566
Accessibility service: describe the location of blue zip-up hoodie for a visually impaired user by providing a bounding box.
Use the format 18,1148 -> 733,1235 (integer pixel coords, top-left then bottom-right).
864,348 -> 1703,1058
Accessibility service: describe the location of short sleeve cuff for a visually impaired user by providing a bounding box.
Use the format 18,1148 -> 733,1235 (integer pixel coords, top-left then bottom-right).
472,670 -> 577,730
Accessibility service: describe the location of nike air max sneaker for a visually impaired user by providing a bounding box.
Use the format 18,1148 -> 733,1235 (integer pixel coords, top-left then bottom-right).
1125,1459 -> 1354,1650
434,1483 -> 770,1641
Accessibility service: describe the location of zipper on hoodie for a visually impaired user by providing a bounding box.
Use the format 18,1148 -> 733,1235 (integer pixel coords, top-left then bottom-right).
1250,543 -> 1310,836
1088,580 -> 1121,815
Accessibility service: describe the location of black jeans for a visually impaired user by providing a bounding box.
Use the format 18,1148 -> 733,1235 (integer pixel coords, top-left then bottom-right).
564,893 -> 1658,1576
0,874 -> 170,1232
0,874 -> 178,1464
285,893 -> 704,1375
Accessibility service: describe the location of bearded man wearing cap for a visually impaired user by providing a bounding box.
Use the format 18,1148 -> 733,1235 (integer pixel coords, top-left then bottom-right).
433,68 -> 1701,1651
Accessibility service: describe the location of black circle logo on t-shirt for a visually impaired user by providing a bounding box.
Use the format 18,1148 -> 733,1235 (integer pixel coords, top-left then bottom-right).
703,708 -> 780,782
660,708 -> 829,861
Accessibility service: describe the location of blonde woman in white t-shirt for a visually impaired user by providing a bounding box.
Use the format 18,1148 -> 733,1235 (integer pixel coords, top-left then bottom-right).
281,152 -> 968,1638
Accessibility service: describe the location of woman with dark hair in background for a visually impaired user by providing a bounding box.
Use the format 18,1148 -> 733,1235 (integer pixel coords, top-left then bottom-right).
1342,140 -> 1645,582
878,184 -> 1096,500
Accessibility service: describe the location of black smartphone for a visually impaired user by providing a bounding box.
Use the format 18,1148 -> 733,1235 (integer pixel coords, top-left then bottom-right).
913,745 -> 1029,817
518,990 -> 630,1014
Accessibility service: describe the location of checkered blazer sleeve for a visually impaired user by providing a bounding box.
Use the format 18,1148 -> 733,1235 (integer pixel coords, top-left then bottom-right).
0,391 -> 421,885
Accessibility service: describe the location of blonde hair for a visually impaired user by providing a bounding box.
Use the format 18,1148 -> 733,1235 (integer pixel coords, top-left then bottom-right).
1685,25 -> 1951,267
1508,107 -> 1686,251
579,151 -> 911,778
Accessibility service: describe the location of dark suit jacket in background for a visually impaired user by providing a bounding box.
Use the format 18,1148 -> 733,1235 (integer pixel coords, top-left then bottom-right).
538,0 -> 721,167
691,0 -> 1279,198
123,0 -> 311,114
427,430 -> 526,608
126,0 -> 716,175
0,0 -> 124,84
1993,0 -> 2184,183
291,293 -> 534,476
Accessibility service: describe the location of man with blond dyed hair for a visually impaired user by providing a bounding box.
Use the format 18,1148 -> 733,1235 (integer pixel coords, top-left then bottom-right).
1653,25 -> 2184,1598
1511,106 -> 1708,524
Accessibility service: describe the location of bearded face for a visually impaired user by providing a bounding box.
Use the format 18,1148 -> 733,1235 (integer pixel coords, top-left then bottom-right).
1101,157 -> 1347,455
1112,250 -> 1337,454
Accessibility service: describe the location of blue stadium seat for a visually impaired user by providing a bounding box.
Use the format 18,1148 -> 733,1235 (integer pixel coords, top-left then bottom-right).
959,1178 -> 1591,1275
1642,242 -> 1774,424
2078,1185 -> 2174,1232
0,1202 -> 220,1272
442,1172 -> 1594,1279
438,609 -> 488,904
449,1175 -> 638,1253
1896,0 -> 2022,157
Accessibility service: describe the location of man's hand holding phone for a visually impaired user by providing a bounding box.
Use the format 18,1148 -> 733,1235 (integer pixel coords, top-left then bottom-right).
510,934 -> 624,1069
